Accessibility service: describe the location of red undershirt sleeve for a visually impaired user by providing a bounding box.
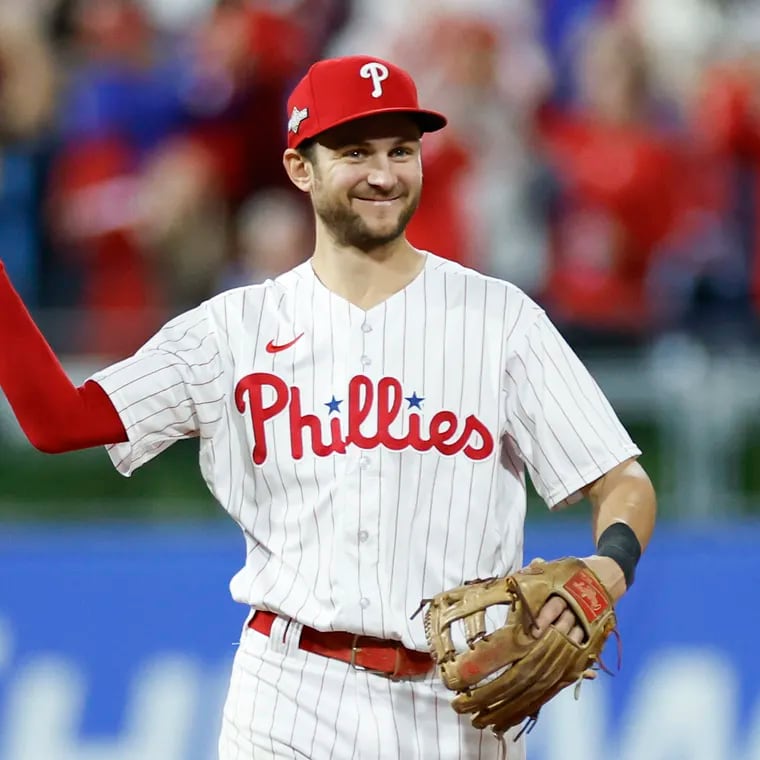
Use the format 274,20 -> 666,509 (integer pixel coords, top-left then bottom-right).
0,261 -> 128,453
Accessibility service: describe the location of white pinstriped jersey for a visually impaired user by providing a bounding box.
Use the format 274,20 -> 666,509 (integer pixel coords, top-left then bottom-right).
91,252 -> 640,650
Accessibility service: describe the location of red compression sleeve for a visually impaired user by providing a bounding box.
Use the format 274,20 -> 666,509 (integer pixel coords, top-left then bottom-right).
0,262 -> 127,452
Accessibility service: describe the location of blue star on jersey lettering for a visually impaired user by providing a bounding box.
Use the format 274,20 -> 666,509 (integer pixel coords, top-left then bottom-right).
405,392 -> 424,409
325,395 -> 343,414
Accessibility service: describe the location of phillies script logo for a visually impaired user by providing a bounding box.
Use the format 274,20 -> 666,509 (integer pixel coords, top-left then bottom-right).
235,373 -> 495,464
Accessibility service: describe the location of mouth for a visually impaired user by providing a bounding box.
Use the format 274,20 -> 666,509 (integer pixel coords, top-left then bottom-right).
353,196 -> 402,206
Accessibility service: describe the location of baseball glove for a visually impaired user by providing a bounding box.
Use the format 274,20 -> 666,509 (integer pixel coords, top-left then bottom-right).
420,557 -> 618,737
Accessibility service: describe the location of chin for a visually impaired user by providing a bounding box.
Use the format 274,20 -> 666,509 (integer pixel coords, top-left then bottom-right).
367,223 -> 405,243
363,206 -> 408,227
346,222 -> 405,250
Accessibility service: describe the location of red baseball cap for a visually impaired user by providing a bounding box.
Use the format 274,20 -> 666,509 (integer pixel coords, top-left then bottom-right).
285,55 -> 448,149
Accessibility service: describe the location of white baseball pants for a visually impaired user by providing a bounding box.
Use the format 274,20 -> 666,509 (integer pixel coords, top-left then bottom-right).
217,615 -> 526,760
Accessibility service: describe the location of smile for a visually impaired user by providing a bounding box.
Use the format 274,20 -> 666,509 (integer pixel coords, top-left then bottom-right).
354,197 -> 401,206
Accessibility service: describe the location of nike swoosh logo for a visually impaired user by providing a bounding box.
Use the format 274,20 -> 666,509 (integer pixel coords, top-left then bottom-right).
265,332 -> 304,353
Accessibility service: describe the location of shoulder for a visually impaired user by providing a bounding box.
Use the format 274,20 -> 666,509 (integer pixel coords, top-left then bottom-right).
423,252 -> 543,321
424,252 -> 530,295
203,261 -> 314,316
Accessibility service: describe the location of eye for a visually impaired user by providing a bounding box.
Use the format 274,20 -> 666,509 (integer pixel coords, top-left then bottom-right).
343,148 -> 368,159
390,145 -> 415,158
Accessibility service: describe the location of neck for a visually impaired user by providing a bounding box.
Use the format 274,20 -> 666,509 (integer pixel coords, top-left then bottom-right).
310,227 -> 426,311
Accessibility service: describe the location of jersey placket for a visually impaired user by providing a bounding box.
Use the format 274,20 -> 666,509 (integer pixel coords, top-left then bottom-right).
346,309 -> 382,628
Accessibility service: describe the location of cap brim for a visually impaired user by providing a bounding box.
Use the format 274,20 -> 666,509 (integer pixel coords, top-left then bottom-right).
296,107 -> 448,147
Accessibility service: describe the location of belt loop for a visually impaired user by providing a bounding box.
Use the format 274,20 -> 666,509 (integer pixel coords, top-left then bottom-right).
268,616 -> 304,655
282,618 -> 304,655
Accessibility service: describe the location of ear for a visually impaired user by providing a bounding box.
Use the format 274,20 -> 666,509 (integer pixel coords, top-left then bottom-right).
283,149 -> 313,193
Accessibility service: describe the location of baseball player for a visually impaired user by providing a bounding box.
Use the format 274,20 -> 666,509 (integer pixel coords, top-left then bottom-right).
0,56 -> 656,759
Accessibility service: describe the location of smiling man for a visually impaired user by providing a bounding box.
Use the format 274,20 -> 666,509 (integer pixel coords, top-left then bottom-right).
0,55 -> 656,760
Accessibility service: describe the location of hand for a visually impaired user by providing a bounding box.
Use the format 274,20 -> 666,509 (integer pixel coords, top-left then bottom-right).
528,555 -> 625,645
525,558 -> 586,644
531,594 -> 585,643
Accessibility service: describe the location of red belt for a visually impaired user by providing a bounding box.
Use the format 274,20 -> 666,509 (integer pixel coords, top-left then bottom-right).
248,610 -> 434,679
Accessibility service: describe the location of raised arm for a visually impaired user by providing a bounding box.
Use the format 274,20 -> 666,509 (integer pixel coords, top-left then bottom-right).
0,261 -> 127,452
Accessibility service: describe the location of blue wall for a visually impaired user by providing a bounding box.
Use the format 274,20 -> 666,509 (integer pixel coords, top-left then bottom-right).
1,523 -> 758,760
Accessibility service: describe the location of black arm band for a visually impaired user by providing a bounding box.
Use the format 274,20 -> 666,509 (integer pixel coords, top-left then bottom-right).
596,522 -> 642,589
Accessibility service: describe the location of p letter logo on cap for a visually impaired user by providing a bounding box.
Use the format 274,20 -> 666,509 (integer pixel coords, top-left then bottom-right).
360,62 -> 390,98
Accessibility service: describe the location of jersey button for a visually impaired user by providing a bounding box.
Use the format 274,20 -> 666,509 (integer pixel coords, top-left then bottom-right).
358,530 -> 369,543
361,322 -> 372,333
360,355 -> 372,367
359,455 -> 370,469
359,597 -> 371,608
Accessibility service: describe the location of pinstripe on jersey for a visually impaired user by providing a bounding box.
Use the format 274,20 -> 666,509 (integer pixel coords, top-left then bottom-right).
91,252 -> 640,651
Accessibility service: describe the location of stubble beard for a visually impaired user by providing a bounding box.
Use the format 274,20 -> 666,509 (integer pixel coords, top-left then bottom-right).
313,188 -> 420,252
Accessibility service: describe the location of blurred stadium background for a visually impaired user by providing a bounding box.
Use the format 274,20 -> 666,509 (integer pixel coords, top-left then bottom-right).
2,0 -> 760,758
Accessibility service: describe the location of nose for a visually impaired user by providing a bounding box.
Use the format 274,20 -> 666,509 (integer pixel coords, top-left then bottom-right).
365,156 -> 396,191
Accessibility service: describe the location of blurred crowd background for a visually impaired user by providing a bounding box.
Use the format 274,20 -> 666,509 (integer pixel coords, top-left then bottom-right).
3,0 -> 760,521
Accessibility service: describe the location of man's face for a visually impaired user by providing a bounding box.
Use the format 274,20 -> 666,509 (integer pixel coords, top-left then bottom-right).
306,114 -> 423,251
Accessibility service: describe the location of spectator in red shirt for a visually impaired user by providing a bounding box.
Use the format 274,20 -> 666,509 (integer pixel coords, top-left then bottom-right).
534,19 -> 703,348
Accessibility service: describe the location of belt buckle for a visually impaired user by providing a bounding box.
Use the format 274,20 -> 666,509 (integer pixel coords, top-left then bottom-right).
349,635 -> 401,680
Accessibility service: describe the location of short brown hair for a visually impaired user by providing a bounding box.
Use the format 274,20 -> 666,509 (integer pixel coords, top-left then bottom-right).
297,139 -> 317,163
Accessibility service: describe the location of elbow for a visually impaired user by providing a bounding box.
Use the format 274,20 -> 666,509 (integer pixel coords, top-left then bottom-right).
27,430 -> 74,454
29,439 -> 67,455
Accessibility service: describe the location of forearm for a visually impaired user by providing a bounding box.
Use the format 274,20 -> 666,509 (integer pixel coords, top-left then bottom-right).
587,457 -> 657,550
0,261 -> 127,452
580,457 -> 656,599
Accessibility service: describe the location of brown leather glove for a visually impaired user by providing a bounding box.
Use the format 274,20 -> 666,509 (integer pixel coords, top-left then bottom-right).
421,557 -> 618,737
